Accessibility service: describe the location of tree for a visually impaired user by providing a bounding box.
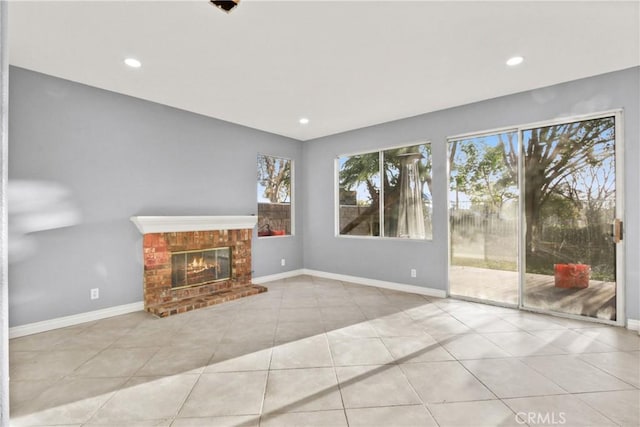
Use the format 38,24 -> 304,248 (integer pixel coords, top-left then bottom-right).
449,136 -> 518,264
257,155 -> 291,203
449,117 -> 615,262
339,144 -> 432,235
520,117 -> 614,255
449,137 -> 517,216
339,152 -> 380,206
338,152 -> 381,234
563,152 -> 615,228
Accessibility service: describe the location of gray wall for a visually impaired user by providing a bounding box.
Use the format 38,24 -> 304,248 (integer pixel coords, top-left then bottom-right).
8,67 -> 303,327
8,66 -> 640,327
302,67 -> 640,321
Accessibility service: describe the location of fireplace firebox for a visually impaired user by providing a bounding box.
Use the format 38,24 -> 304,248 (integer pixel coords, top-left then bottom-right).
131,216 -> 267,317
171,247 -> 231,288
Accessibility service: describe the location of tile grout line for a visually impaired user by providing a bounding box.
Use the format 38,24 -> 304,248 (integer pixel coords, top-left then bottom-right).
315,277 -> 351,426
376,329 -> 443,426
257,278 -> 286,426
8,276 -> 638,426
575,351 -> 640,388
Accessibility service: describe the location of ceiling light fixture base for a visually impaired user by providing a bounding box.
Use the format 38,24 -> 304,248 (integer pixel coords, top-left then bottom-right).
210,0 -> 240,13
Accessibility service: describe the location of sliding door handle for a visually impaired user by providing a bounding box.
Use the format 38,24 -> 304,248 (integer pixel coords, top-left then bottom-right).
613,219 -> 623,243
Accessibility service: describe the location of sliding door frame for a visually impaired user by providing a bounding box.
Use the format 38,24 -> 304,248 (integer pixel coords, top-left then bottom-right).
517,110 -> 625,327
446,127 -> 520,309
447,109 -> 625,327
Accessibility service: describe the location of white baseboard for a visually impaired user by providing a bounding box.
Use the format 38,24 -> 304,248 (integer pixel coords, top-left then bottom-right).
10,268 -> 302,338
9,301 -> 144,339
252,269 -> 305,284
301,269 -> 447,298
11,272 -> 631,338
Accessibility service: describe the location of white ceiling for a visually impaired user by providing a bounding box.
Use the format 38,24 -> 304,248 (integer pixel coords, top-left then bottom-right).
8,1 -> 640,141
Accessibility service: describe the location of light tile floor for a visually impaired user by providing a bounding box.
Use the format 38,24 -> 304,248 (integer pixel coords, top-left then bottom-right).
9,275 -> 640,426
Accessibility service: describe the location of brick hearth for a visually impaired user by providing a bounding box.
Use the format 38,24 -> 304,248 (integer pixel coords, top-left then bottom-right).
142,228 -> 266,317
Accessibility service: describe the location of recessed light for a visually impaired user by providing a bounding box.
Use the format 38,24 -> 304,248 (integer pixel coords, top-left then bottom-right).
124,58 -> 142,68
506,56 -> 524,66
299,118 -> 310,125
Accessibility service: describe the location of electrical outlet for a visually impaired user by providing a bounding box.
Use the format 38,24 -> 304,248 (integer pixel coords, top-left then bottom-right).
281,258 -> 286,266
90,288 -> 99,300
410,269 -> 417,278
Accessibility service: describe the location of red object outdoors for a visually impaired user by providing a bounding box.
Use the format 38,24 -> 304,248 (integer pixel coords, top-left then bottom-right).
258,229 -> 286,237
554,264 -> 591,289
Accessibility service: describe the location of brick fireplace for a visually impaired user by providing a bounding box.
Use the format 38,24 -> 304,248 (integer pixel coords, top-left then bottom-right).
131,216 -> 267,317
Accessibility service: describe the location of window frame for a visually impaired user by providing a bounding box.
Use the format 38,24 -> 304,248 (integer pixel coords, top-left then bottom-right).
335,141 -> 433,241
257,153 -> 294,238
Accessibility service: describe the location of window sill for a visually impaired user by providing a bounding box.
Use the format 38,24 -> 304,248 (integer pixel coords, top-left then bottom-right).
258,233 -> 294,239
335,234 -> 432,242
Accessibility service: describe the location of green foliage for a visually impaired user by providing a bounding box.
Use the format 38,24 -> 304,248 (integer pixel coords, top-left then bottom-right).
339,144 -> 432,202
451,117 -> 617,281
339,144 -> 432,236
450,136 -> 517,214
539,193 -> 580,227
339,152 -> 379,194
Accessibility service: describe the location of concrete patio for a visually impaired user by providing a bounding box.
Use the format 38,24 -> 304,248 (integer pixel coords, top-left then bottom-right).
450,266 -> 616,321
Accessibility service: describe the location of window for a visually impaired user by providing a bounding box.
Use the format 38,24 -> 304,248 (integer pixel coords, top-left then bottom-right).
338,143 -> 432,239
257,154 -> 293,237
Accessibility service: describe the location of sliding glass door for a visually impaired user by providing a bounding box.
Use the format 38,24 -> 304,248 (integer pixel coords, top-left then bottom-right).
448,131 -> 519,306
449,112 -> 622,323
522,115 -> 619,321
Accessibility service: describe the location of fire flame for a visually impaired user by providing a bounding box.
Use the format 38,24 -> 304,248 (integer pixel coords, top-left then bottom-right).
189,257 -> 218,273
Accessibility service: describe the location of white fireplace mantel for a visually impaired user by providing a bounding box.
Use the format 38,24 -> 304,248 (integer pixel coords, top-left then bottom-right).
130,215 -> 258,234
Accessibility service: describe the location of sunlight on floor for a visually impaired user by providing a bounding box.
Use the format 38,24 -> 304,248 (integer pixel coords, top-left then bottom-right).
9,275 -> 639,426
